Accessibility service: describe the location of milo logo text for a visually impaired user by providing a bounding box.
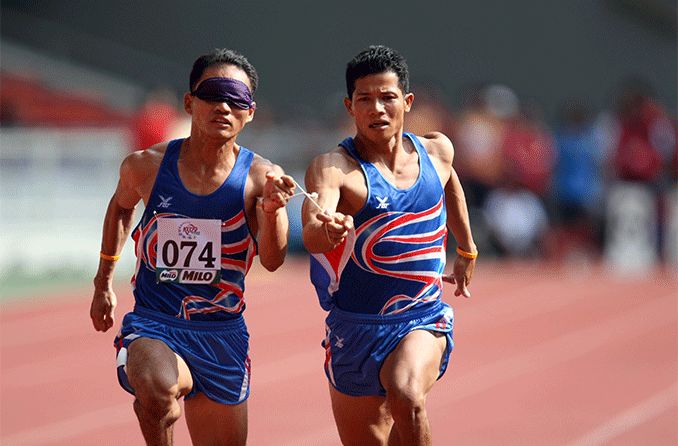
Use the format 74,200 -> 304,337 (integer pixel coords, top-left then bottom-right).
158,269 -> 178,282
181,270 -> 216,283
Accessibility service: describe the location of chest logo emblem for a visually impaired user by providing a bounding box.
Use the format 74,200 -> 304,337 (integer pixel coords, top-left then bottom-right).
376,196 -> 390,210
158,195 -> 173,209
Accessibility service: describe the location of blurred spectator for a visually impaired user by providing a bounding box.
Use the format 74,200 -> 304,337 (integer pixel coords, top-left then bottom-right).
612,79 -> 675,184
405,81 -> 454,136
550,100 -> 605,260
453,84 -> 513,208
501,102 -> 556,198
600,79 -> 676,269
483,175 -> 550,258
131,87 -> 180,150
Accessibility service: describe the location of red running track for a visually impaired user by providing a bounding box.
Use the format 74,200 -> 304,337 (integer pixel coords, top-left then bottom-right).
1,257 -> 677,445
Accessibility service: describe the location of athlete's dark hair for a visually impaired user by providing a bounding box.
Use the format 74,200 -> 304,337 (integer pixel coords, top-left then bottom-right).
345,45 -> 409,98
189,48 -> 259,93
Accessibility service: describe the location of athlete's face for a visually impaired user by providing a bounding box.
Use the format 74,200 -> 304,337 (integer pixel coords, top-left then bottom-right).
184,64 -> 256,141
344,71 -> 414,142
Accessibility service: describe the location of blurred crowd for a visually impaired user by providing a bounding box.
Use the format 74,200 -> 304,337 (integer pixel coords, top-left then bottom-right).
407,80 -> 677,264
3,74 -> 675,265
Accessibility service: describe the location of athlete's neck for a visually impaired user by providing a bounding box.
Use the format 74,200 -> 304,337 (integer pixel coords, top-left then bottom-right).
181,136 -> 239,174
353,132 -> 408,168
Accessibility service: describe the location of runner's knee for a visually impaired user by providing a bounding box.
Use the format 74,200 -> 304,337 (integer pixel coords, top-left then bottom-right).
128,361 -> 182,419
130,366 -> 181,397
387,385 -> 426,421
133,396 -> 181,426
126,340 -> 184,401
129,357 -> 182,425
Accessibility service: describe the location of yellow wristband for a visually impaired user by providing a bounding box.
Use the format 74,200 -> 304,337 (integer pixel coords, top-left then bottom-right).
100,252 -> 120,262
456,246 -> 478,260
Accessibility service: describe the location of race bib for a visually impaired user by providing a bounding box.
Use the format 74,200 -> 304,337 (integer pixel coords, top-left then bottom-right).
156,218 -> 221,284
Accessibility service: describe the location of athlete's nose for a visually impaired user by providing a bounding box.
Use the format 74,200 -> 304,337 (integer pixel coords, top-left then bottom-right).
370,98 -> 386,115
214,101 -> 232,114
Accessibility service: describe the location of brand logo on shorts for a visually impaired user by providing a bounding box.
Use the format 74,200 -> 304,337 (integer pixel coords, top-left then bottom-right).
158,269 -> 179,282
334,336 -> 344,348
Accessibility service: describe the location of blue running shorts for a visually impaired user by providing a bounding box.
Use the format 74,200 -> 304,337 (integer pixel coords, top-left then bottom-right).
322,300 -> 454,397
114,306 -> 251,405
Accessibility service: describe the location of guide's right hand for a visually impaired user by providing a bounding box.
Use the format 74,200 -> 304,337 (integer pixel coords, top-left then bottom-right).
90,289 -> 117,332
316,211 -> 354,247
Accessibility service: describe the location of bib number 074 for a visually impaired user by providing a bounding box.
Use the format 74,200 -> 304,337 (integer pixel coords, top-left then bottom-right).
161,240 -> 216,269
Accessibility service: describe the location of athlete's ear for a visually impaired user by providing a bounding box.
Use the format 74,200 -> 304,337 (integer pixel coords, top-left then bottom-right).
183,92 -> 193,115
404,92 -> 414,113
343,97 -> 354,116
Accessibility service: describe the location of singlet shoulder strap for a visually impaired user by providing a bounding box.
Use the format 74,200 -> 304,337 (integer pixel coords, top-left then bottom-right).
403,132 -> 445,189
144,138 -> 184,207
338,137 -> 368,166
403,132 -> 428,160
160,138 -> 184,175
227,146 -> 254,189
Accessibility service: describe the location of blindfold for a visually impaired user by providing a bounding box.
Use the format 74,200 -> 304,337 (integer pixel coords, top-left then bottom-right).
191,77 -> 254,110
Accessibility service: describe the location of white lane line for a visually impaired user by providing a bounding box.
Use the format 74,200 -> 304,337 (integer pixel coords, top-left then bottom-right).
4,294 -> 675,444
1,311 -> 91,348
567,384 -> 678,446
1,403 -> 133,446
457,277 -> 606,325
3,341 -> 318,393
2,348 -> 109,388
1,351 -> 320,444
282,294 -> 676,445
433,293 -> 676,406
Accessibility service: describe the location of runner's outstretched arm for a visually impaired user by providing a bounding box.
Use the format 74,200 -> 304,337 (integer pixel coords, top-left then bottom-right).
302,153 -> 354,253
